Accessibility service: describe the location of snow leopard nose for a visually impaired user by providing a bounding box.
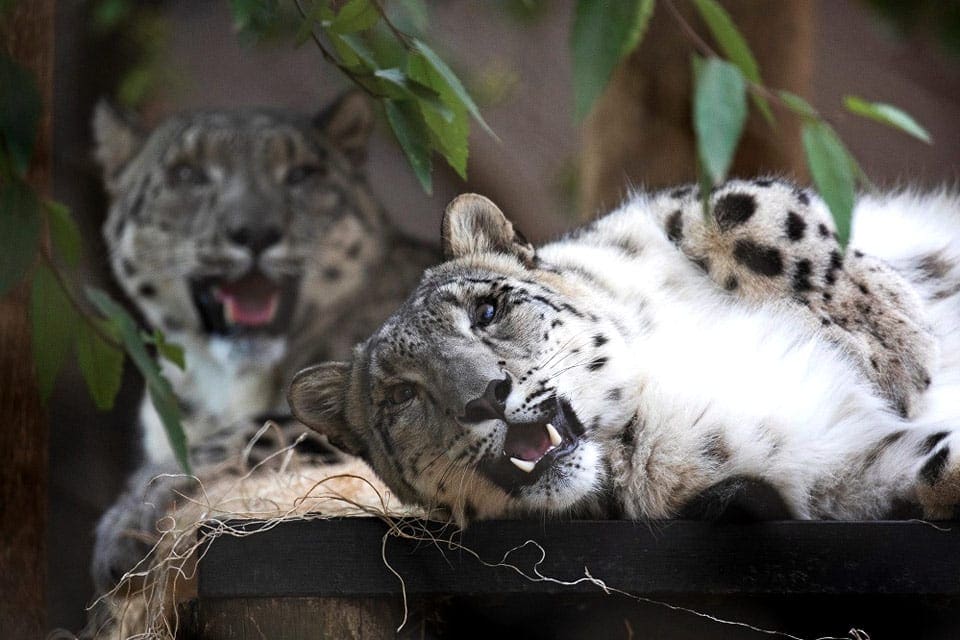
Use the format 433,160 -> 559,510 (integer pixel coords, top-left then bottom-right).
227,224 -> 282,255
461,374 -> 512,423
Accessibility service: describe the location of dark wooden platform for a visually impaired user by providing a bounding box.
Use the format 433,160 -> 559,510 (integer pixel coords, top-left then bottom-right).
182,518 -> 960,639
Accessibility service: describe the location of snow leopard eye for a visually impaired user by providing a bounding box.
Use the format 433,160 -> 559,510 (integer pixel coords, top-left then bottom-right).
166,162 -> 209,187
285,164 -> 324,186
386,382 -> 416,406
474,300 -> 497,327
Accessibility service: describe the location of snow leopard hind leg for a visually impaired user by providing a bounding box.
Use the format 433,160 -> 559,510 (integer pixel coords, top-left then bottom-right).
800,425 -> 960,520
653,178 -> 938,419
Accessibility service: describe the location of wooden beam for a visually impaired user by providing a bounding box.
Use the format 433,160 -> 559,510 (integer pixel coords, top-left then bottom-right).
200,518 -> 960,598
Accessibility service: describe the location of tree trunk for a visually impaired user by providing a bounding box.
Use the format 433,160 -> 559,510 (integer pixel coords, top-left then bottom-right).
579,0 -> 812,218
0,2 -> 55,637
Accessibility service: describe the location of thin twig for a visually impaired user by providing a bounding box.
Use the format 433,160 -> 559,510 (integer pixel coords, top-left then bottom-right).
372,0 -> 414,48
292,0 -> 380,99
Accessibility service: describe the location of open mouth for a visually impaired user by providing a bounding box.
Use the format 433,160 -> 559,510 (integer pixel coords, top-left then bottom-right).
481,398 -> 585,492
190,271 -> 300,336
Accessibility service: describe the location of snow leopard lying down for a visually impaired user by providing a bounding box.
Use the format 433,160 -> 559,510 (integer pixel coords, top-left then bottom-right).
289,179 -> 960,523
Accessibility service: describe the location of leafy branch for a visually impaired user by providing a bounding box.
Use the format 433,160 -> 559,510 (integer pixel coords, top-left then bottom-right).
571,0 -> 932,247
232,0 -> 495,194
0,42 -> 191,472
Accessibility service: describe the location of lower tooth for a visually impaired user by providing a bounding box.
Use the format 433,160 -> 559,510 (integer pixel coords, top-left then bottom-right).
510,457 -> 537,473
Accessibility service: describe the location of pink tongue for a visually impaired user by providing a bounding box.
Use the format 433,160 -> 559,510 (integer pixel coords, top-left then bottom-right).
214,274 -> 280,327
504,423 -> 552,462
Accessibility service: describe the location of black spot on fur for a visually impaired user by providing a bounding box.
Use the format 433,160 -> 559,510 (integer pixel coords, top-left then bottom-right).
821,317 -> 831,326
822,291 -> 833,302
917,253 -> 950,281
733,240 -> 784,276
857,282 -> 870,295
713,193 -> 757,231
592,334 -> 608,347
137,283 -> 156,298
824,250 -> 843,286
323,267 -> 342,281
818,223 -> 830,239
670,186 -> 692,199
346,241 -> 363,259
785,211 -> 806,241
703,432 -> 731,465
121,259 -> 137,277
692,257 -> 711,273
606,388 -> 622,401
792,259 -> 813,293
919,432 -> 950,456
794,189 -> 810,206
864,430 -> 906,468
754,178 -> 774,187
587,357 -> 608,371
666,210 -> 683,244
920,447 -> 950,485
724,276 -> 738,291
830,251 -> 843,271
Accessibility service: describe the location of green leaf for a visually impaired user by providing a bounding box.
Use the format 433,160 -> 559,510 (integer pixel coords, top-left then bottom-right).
30,264 -> 80,402
777,90 -> 818,119
373,68 -> 453,121
327,31 -> 378,70
92,0 -> 132,32
384,100 -> 433,194
76,321 -> 124,410
0,179 -> 41,296
802,122 -> 856,247
408,53 -> 469,178
571,0 -> 655,120
691,0 -> 773,125
293,0 -> 329,46
693,58 -> 747,185
328,0 -> 380,34
843,96 -> 931,144
144,329 -> 186,370
45,200 -> 82,267
0,52 -> 41,175
147,381 -> 189,475
411,39 -> 495,138
86,287 -> 191,472
229,0 -> 283,39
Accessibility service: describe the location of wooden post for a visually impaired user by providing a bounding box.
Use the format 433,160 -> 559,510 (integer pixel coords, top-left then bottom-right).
579,1 -> 812,217
0,2 -> 55,637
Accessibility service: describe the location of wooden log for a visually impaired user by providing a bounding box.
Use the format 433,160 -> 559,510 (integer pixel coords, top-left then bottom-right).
0,2 -> 55,638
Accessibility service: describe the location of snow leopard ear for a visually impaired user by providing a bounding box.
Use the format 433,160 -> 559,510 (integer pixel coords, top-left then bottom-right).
314,91 -> 374,166
442,193 -> 536,266
288,362 -> 366,457
92,99 -> 144,193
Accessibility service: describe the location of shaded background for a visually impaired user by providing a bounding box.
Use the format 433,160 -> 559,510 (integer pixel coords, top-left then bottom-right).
48,0 -> 960,632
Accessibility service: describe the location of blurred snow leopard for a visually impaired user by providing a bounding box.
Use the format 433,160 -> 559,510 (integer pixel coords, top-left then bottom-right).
89,93 -> 438,591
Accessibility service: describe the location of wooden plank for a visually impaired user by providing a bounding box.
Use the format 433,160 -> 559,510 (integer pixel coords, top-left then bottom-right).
198,518 -> 960,599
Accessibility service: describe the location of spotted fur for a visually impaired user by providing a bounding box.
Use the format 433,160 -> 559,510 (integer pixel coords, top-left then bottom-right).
90,94 -> 437,591
290,181 -> 960,524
